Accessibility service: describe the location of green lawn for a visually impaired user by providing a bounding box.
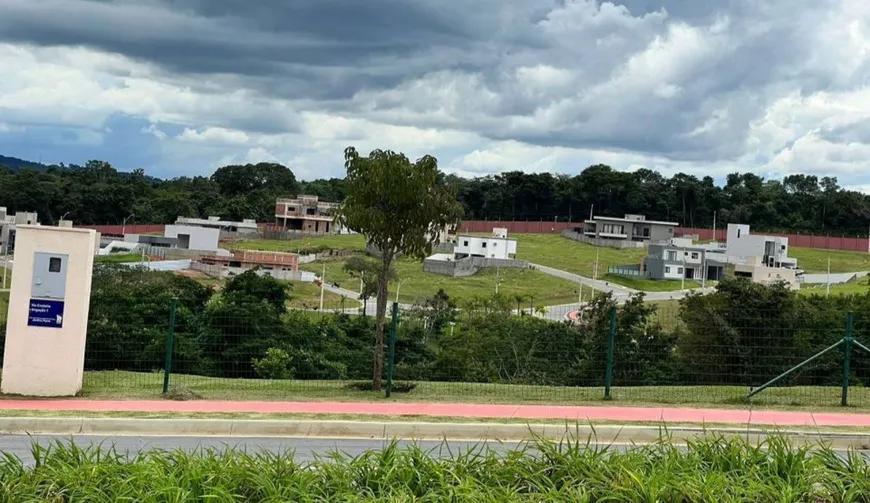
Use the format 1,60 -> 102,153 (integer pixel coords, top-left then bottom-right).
232,234 -> 367,254
95,253 -> 149,264
512,234 -> 647,277
604,274 -> 700,292
301,258 -> 585,306
80,370 -> 870,410
790,247 -> 870,273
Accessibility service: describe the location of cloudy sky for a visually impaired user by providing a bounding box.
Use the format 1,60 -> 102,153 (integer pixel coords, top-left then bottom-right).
1,0 -> 870,187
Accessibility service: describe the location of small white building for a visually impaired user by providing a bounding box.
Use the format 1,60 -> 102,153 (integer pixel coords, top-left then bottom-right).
454,229 -> 517,260
164,225 -> 222,254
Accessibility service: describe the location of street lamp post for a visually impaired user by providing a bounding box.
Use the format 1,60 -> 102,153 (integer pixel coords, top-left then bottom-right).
122,213 -> 135,235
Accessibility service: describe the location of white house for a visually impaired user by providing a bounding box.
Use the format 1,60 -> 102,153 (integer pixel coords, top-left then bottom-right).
722,224 -> 796,268
164,225 -> 223,254
454,231 -> 517,260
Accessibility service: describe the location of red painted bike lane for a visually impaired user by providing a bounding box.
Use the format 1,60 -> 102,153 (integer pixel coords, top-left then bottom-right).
1,400 -> 870,427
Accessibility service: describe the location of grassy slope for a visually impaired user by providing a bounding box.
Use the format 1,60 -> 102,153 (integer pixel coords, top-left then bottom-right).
513,234 -> 647,277
301,258 -> 583,306
287,281 -> 345,310
603,274 -> 699,292
790,247 -> 870,273
798,279 -> 870,297
83,370 -> 870,409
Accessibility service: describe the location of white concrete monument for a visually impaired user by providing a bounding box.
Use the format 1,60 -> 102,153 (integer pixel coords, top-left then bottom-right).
2,226 -> 97,396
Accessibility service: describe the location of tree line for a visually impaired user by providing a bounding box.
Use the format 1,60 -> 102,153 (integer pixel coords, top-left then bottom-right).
3,156 -> 870,233
5,265 -> 865,392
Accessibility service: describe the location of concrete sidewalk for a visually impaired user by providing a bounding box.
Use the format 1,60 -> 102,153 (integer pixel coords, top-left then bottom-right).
2,399 -> 870,428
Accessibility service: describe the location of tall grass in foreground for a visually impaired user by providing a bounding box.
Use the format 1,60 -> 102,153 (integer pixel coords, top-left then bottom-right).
0,435 -> 869,501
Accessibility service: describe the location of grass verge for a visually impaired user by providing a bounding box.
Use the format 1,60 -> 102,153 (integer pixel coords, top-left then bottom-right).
76,371 -> 870,411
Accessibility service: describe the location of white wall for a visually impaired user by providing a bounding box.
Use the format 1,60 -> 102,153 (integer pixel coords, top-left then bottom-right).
455,236 -> 517,259
2,226 -> 96,396
165,225 -> 221,253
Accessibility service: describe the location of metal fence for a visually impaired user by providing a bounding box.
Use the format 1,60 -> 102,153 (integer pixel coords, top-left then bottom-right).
62,295 -> 870,409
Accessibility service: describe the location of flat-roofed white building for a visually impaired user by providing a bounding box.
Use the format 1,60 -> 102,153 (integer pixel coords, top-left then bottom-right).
454,229 -> 517,260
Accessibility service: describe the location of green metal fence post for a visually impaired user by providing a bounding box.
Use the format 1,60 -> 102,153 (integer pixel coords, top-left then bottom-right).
162,297 -> 178,394
385,302 -> 399,398
604,305 -> 617,400
842,311 -> 854,406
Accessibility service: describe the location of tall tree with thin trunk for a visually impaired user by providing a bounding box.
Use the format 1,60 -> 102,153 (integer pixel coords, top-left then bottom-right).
337,147 -> 463,390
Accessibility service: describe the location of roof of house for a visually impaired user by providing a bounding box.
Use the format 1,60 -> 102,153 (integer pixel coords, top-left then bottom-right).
588,216 -> 679,226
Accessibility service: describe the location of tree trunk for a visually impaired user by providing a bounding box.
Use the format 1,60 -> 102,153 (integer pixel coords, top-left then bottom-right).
372,252 -> 392,391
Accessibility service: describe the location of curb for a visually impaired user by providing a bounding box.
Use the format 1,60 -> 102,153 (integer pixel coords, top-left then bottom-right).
0,418 -> 869,449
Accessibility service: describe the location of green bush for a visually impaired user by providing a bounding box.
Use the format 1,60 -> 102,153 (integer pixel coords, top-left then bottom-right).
252,348 -> 295,380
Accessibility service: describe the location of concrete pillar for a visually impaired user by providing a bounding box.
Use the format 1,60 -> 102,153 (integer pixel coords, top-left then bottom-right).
1,226 -> 96,396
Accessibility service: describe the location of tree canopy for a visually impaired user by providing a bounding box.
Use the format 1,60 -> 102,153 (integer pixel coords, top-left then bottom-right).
2,156 -> 870,234
336,147 -> 464,390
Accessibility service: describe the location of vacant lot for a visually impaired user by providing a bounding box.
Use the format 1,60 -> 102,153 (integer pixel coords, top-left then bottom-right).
232,234 -> 366,254
789,247 -> 870,273
799,278 -> 870,297
287,281 -> 346,310
301,258 -> 585,306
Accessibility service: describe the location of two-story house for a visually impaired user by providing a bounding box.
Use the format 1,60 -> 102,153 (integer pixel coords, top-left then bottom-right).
645,238 -> 725,282
274,195 -> 340,233
581,214 -> 678,244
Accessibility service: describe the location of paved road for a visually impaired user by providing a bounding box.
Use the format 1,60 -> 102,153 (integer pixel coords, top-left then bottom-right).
0,435 -> 522,466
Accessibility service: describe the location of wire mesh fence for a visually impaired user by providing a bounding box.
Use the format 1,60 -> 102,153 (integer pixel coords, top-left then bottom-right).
56,290 -> 870,409
3,261 -> 869,409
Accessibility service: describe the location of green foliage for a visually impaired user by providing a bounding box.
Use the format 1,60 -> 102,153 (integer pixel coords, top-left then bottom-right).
336,146 -> 464,390
252,348 -> 295,380
7,435 -> 869,501
337,147 -> 464,262
222,269 -> 291,314
4,155 -> 870,235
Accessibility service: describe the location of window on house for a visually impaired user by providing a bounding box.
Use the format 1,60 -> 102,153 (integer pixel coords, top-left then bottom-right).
691,253 -> 699,259
667,251 -> 677,261
482,242 -> 487,248
665,266 -> 671,273
463,241 -> 469,246
781,245 -> 786,251
677,267 -> 684,274
49,257 -> 62,273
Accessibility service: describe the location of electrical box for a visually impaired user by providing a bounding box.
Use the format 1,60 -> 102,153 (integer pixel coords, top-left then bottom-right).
31,252 -> 68,300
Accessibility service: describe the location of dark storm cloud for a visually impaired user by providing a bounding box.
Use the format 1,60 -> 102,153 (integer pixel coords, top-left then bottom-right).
0,0 -> 855,163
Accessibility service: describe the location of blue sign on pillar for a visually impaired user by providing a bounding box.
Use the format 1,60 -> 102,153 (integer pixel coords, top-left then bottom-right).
27,299 -> 65,328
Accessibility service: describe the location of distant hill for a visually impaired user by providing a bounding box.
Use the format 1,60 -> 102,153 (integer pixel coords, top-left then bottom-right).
0,155 -> 53,172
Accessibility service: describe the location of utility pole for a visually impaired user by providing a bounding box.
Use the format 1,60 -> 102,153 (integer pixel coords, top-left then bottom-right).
826,256 -> 831,297
319,263 -> 326,311
712,211 -> 717,242
589,204 -> 594,221
593,249 -> 600,281
495,267 -> 501,294
701,251 -> 707,289
681,252 -> 686,291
